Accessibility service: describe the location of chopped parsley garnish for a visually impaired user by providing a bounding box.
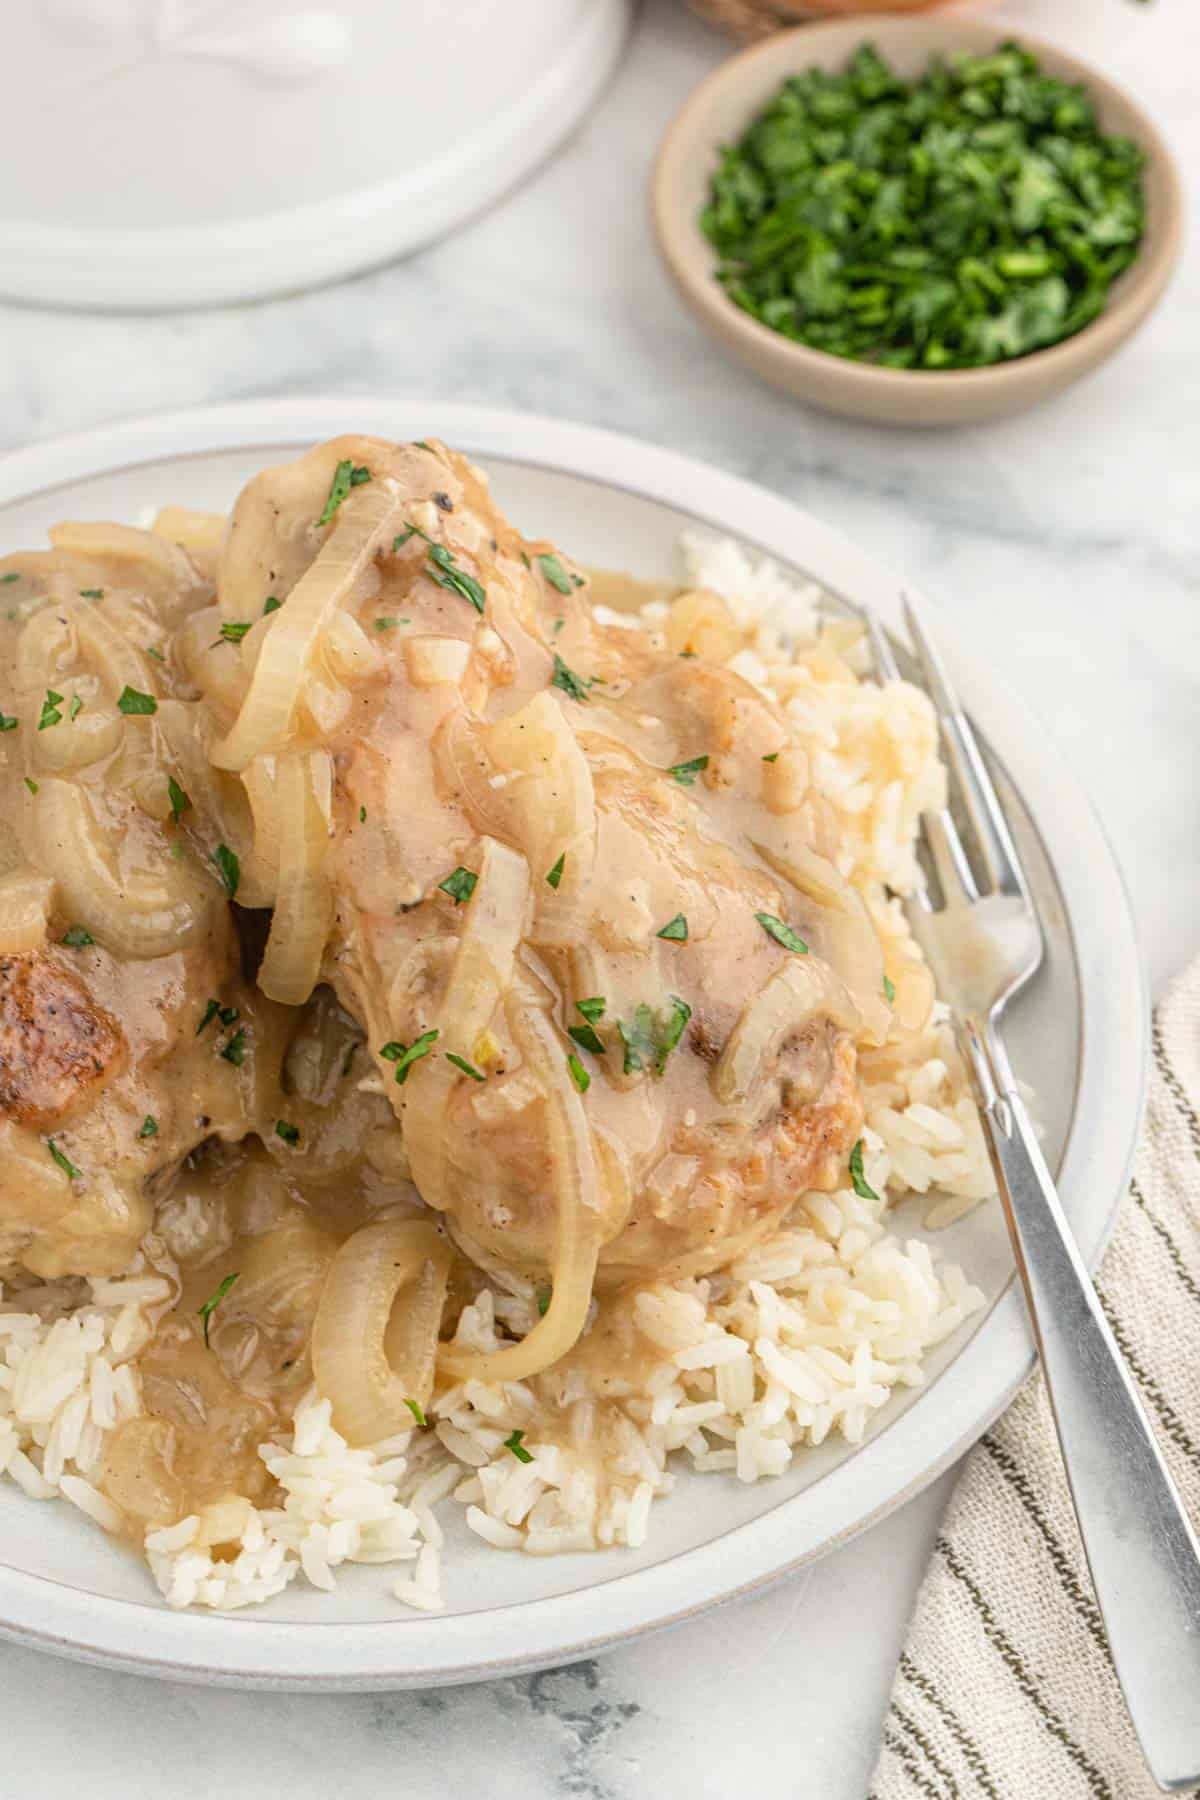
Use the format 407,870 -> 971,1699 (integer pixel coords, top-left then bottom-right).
390,1029 -> 439,1085
657,913 -> 688,943
445,1051 -> 485,1082
213,843 -> 240,898
117,686 -> 157,717
537,552 -> 573,596
198,1272 -> 239,1347
537,1288 -> 552,1317
658,995 -> 692,1067
197,998 -> 221,1034
701,41 -> 1146,371
217,620 -> 252,644
145,646 -> 164,662
883,975 -> 896,1003
392,526 -> 417,551
0,572 -> 17,584
68,694 -> 83,721
567,1053 -> 590,1095
568,998 -> 607,1057
756,912 -> 809,955
504,1429 -> 533,1464
38,688 -> 63,730
218,1005 -> 239,1026
62,925 -> 94,947
78,587 -> 103,600
404,1397 -> 428,1428
546,853 -> 566,890
551,654 -> 594,703
263,595 -> 282,616
667,755 -> 708,787
220,1027 -> 248,1066
849,1138 -> 880,1202
0,711 -> 17,732
359,805 -> 366,822
167,775 -> 190,822
275,1120 -> 300,1145
47,1138 -> 82,1181
23,777 -> 38,795
379,1041 -> 404,1061
374,616 -> 399,631
138,1115 -> 158,1140
438,866 -> 478,906
762,752 -> 779,764
426,542 -> 486,614
317,459 -> 371,526
618,996 -> 691,1077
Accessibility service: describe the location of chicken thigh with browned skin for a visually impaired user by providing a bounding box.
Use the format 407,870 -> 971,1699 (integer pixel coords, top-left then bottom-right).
202,436 -> 892,1309
0,929 -> 280,1281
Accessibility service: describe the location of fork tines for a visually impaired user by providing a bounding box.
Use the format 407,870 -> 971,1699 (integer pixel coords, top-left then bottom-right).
864,596 -> 1030,914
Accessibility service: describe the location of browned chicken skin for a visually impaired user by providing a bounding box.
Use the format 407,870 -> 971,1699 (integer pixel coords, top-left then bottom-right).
0,926 -> 278,1281
0,951 -> 124,1129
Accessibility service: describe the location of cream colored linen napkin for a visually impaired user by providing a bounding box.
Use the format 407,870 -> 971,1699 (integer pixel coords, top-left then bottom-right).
870,962 -> 1200,1800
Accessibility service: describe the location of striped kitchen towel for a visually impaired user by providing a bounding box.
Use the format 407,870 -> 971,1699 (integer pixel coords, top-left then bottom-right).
870,960 -> 1200,1800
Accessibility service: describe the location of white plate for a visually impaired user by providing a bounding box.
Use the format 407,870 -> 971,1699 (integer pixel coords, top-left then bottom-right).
0,2 -> 631,310
0,398 -> 1146,1688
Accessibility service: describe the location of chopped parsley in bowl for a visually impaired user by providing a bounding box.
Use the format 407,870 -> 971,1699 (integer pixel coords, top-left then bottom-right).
700,42 -> 1146,372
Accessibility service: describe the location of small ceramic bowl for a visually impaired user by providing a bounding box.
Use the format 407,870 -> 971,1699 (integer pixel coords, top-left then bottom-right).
652,18 -> 1184,426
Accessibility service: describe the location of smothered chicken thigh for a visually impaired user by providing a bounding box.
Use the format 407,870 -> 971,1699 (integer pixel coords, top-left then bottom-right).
195,435 -> 894,1377
0,529 -> 284,1281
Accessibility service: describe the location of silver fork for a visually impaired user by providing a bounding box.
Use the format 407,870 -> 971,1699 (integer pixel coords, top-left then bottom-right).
868,598 -> 1200,1794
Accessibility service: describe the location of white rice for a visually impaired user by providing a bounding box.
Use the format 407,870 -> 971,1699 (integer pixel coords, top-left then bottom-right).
0,532 -> 993,1613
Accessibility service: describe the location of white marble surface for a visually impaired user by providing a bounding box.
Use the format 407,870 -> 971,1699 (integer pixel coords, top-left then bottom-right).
0,1 -> 1196,1794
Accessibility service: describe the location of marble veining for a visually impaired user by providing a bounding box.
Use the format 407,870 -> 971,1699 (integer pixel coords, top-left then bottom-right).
0,0 -> 1196,1794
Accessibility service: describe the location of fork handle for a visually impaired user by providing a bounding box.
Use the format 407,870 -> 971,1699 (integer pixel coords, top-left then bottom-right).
960,1016 -> 1200,1793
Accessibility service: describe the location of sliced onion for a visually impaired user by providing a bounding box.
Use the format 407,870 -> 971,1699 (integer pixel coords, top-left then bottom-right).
240,755 -> 281,883
156,702 -> 276,908
216,436 -> 391,625
233,1212 -> 338,1334
258,750 -> 334,1006
402,837 -> 531,1216
435,694 -> 596,944
0,871 -> 54,953
33,702 -> 121,774
312,1220 -> 453,1445
437,985 -> 601,1385
212,481 -> 404,771
16,605 -> 75,695
486,692 -> 595,940
47,520 -> 198,601
715,956 -> 864,1108
29,778 -> 213,959
151,506 -> 226,555
753,825 -> 890,1044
